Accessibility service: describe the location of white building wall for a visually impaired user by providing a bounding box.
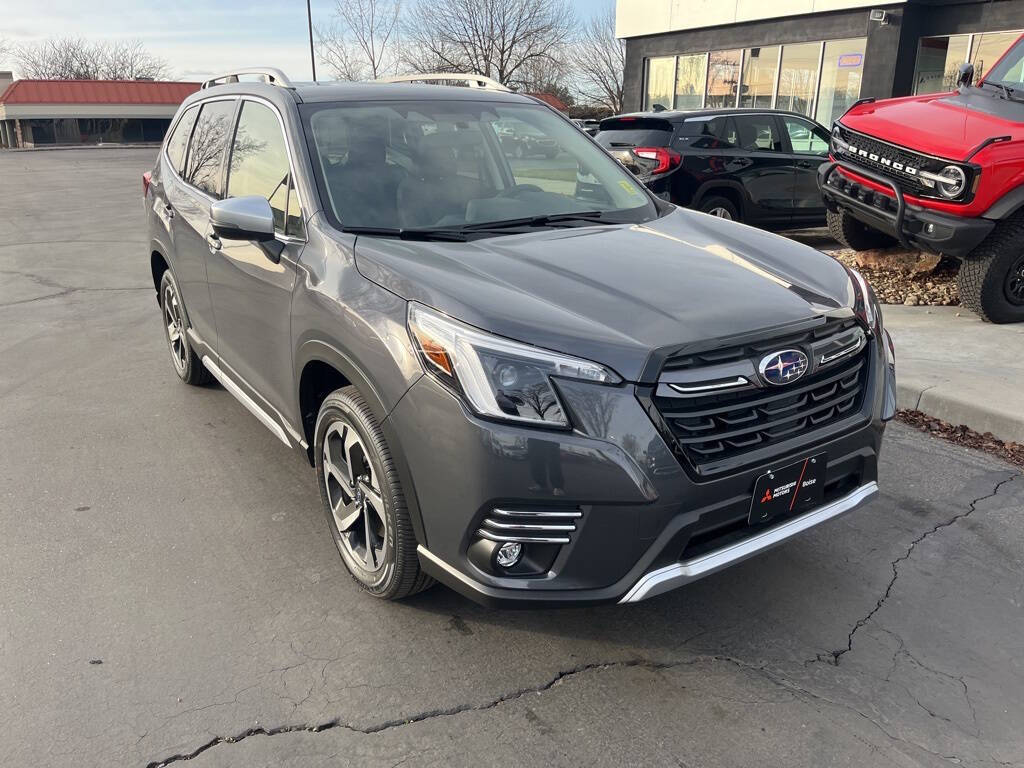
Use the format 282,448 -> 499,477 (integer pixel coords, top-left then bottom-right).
615,0 -> 906,38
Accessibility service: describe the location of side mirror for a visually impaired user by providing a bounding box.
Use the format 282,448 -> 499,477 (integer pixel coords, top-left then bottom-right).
210,196 -> 276,242
957,62 -> 975,89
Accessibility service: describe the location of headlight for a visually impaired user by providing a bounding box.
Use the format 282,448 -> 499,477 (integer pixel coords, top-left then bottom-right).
408,303 -> 620,427
846,267 -> 882,334
935,165 -> 966,199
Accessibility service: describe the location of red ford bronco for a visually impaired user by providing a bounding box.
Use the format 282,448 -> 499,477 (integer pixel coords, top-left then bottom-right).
820,33 -> 1024,323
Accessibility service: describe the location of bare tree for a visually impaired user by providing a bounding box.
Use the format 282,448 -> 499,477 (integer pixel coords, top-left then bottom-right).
402,0 -> 573,87
318,0 -> 402,81
566,3 -> 624,113
14,37 -> 168,80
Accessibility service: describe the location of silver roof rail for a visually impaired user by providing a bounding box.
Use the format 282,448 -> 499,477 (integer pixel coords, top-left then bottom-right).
377,73 -> 510,92
202,68 -> 293,90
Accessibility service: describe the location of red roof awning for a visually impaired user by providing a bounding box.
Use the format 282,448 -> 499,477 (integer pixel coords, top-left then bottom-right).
0,79 -> 200,105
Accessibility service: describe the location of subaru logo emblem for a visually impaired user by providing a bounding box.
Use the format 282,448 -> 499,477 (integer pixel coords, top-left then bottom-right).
759,349 -> 809,386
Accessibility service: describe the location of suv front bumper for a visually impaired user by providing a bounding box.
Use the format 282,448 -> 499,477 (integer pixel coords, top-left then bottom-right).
819,160 -> 994,258
388,337 -> 894,607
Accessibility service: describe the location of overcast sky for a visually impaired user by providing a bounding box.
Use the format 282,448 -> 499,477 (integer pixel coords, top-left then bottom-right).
0,0 -> 602,81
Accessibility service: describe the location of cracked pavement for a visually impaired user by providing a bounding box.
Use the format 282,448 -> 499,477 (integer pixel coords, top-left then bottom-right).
2,148 -> 1023,768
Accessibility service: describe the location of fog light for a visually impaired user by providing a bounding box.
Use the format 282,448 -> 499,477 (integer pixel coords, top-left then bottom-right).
924,222 -> 936,235
495,541 -> 523,568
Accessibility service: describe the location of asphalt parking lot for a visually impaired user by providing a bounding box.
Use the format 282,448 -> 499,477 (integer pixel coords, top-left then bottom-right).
2,147 -> 1023,768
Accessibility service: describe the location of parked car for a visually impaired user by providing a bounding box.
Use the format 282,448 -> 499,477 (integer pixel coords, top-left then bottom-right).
145,68 -> 895,606
495,117 -> 560,158
571,118 -> 602,136
821,33 -> 1024,323
595,109 -> 832,231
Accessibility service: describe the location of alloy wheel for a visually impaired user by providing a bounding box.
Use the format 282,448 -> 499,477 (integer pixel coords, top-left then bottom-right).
1006,254 -> 1024,306
322,419 -> 389,574
708,207 -> 733,220
162,283 -> 187,374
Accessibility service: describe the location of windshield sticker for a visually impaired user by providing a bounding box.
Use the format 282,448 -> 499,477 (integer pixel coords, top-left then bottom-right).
619,180 -> 640,195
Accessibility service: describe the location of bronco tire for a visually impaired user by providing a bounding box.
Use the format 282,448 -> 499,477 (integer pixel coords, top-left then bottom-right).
314,386 -> 433,599
957,213 -> 1024,324
827,208 -> 897,251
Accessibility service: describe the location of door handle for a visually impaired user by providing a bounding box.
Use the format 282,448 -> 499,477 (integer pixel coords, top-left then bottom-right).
796,160 -> 814,168
206,233 -> 222,253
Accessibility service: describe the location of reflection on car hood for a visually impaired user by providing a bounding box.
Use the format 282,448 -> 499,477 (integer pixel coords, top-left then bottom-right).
353,208 -> 855,382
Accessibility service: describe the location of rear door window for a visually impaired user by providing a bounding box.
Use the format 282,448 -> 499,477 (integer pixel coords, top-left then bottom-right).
166,105 -> 199,175
674,116 -> 738,149
183,99 -> 237,198
733,114 -> 782,152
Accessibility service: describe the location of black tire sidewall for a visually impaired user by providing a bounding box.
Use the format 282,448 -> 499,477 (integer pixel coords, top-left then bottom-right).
159,270 -> 200,384
314,390 -> 401,597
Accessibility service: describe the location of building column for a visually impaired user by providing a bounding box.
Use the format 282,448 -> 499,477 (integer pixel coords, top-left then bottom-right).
0,120 -> 10,148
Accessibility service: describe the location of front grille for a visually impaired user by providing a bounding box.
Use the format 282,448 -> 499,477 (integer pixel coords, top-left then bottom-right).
476,508 -> 582,544
834,125 -> 933,196
652,319 -> 871,473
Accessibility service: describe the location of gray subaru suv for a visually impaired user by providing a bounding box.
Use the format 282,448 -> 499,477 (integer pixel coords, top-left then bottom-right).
145,68 -> 896,606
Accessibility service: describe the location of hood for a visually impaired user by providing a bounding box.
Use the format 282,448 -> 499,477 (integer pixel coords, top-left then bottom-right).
354,209 -> 855,382
840,90 -> 1024,160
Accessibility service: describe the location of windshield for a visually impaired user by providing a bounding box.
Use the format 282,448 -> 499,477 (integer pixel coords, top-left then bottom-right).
984,35 -> 1024,90
300,100 -> 658,233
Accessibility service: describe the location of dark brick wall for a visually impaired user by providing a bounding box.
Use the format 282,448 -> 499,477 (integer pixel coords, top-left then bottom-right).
622,0 -> 1024,113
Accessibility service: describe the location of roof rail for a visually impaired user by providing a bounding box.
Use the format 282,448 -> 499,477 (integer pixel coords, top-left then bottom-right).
202,68 -> 293,90
377,73 -> 510,92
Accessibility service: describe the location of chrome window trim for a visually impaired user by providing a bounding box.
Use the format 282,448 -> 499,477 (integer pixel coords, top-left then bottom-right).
620,482 -> 878,603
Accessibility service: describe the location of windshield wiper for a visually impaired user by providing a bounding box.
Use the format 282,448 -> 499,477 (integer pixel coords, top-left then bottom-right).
462,211 -> 612,231
342,226 -> 470,242
981,80 -> 1023,101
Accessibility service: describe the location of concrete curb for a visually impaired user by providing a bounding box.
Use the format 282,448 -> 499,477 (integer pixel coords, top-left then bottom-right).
885,306 -> 1024,444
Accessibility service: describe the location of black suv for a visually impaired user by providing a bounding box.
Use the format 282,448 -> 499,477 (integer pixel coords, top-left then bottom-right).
146,69 -> 894,606
597,109 -> 832,230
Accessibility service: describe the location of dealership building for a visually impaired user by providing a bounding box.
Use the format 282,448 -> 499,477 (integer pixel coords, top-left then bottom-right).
0,79 -> 199,149
617,0 -> 1023,126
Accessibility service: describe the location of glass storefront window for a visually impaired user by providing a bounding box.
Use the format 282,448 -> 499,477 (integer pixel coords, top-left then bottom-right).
740,46 -> 779,108
776,42 -> 820,116
913,35 -> 970,94
645,56 -> 675,111
674,53 -> 707,110
815,38 -> 866,126
971,31 -> 1022,78
706,49 -> 742,108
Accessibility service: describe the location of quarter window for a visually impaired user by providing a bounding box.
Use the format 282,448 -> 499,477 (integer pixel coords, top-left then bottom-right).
226,101 -> 292,232
184,100 -> 236,198
166,105 -> 199,175
677,116 -> 738,150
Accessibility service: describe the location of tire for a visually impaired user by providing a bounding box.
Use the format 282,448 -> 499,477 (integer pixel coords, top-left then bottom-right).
698,196 -> 739,222
957,213 -> 1024,323
158,270 -> 212,386
826,208 -> 897,251
314,386 -> 433,599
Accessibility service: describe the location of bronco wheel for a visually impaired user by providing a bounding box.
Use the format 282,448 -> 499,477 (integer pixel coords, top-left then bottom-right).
698,196 -> 739,222
314,387 -> 433,599
159,270 -> 211,385
957,213 -> 1024,323
826,208 -> 896,250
